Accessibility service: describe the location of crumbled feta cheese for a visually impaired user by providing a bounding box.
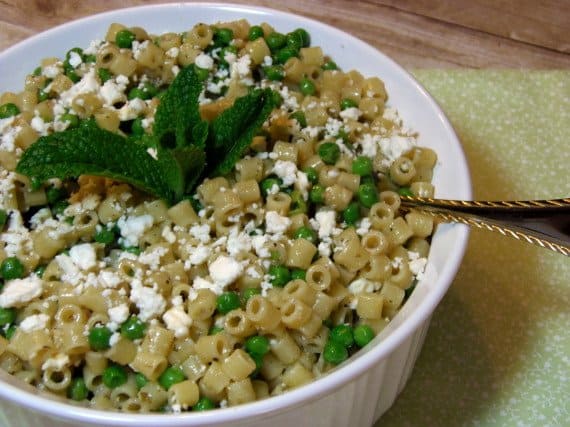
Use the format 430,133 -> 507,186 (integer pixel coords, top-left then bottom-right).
69,243 -> 97,270
226,229 -> 252,257
163,305 -> 192,338
19,313 -> 50,332
109,332 -> 121,347
209,256 -> 243,287
30,116 -> 50,135
118,98 -> 146,121
263,56 -> 273,66
252,235 -> 271,258
272,160 -> 297,187
117,214 -> 154,247
98,271 -> 122,288
139,246 -> 169,271
190,224 -> 211,244
356,217 -> 372,235
188,245 -> 212,265
42,353 -> 70,371
192,276 -> 221,295
147,147 -> 158,160
379,135 -> 416,164
42,64 -> 61,79
265,211 -> 291,234
59,69 -> 100,107
100,79 -> 127,106
314,210 -> 336,239
129,278 -> 166,321
195,52 -> 214,70
107,304 -> 130,331
161,225 -> 176,244
231,54 -> 251,78
56,254 -> 83,286
348,278 -> 379,294
68,51 -> 82,68
339,107 -> 361,121
166,47 -> 180,58
358,133 -> 378,158
0,276 -> 43,307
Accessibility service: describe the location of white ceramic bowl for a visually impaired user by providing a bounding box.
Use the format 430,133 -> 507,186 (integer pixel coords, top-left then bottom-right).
0,3 -> 471,427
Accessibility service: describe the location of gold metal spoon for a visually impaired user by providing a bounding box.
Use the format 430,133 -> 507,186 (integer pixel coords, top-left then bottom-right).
399,197 -> 570,256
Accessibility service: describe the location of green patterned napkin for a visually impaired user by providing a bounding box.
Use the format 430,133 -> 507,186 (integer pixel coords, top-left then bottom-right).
377,71 -> 570,427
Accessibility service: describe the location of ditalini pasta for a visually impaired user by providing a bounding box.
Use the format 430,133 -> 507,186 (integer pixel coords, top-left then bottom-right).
0,19 -> 437,413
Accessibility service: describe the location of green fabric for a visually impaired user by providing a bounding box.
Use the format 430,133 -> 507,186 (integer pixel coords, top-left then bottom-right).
377,71 -> 570,426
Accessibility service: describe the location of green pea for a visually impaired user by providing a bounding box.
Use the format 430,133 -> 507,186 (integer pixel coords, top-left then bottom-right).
192,64 -> 209,82
260,177 -> 281,197
115,29 -> 136,49
289,111 -> 307,128
51,200 -> 69,217
293,28 -> 311,47
318,142 -> 340,165
263,65 -> 285,81
97,68 -> 113,83
32,66 -> 42,76
351,156 -> 373,176
4,325 -> 16,340
353,324 -> 375,347
64,67 -> 80,83
323,340 -> 348,365
128,87 -> 147,101
321,60 -> 338,70
265,32 -> 287,52
0,257 -> 25,280
60,113 -> 79,128
340,98 -> 358,111
342,202 -> 360,226
398,187 -> 414,197
131,117 -> 145,136
0,103 -> 20,119
34,265 -> 46,278
285,31 -> 303,51
158,366 -> 186,390
309,184 -> 325,204
88,326 -> 112,351
358,183 -> 379,208
241,287 -> 261,303
123,246 -> 141,255
245,335 -> 270,357
216,292 -> 241,314
0,209 -> 7,229
37,88 -> 50,102
120,316 -> 146,340
0,308 -> 16,326
268,264 -> 290,288
102,364 -> 128,389
290,268 -> 306,280
46,186 -> 67,204
293,226 -> 317,243
274,47 -> 297,64
299,78 -> 316,96
360,175 -> 375,186
68,377 -> 89,401
64,216 -> 74,225
248,25 -> 264,41
83,54 -> 97,63
329,324 -> 354,347
208,325 -> 224,335
213,27 -> 234,46
135,373 -> 148,389
303,167 -> 318,184
65,47 -> 84,62
193,397 -> 216,411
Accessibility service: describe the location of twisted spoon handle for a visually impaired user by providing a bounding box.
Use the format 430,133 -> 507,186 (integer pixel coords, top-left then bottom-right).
400,197 -> 570,256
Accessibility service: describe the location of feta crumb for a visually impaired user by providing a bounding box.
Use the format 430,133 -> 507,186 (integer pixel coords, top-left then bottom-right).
69,243 -> 97,270
272,160 -> 297,187
314,210 -> 336,239
195,52 -> 214,70
107,304 -> 130,331
163,305 -> 192,338
339,107 -> 361,121
209,256 -> 243,287
41,353 -> 70,371
265,211 -> 291,234
129,278 -> 166,321
19,313 -> 50,332
117,214 -> 154,247
0,276 -> 43,308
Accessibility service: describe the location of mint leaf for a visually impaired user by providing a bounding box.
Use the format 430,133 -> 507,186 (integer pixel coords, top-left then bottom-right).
153,65 -> 206,149
209,88 -> 280,177
171,146 -> 207,194
16,122 -> 181,203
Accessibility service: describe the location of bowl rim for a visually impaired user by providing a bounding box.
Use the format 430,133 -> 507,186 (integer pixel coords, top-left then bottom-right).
0,2 -> 472,425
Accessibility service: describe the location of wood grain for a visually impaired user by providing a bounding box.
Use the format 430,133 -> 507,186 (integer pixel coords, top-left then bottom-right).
0,0 -> 569,68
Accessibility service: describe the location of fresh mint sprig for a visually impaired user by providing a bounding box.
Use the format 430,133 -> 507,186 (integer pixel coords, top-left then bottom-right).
16,65 -> 281,205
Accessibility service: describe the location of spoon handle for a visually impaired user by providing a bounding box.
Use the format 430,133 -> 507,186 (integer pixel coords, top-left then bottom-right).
400,197 -> 570,256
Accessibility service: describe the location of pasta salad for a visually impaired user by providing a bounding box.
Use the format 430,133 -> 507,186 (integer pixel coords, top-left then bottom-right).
0,19 -> 437,413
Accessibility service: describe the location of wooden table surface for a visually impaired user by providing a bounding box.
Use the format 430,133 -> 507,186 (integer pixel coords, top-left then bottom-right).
1,0 -> 569,68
